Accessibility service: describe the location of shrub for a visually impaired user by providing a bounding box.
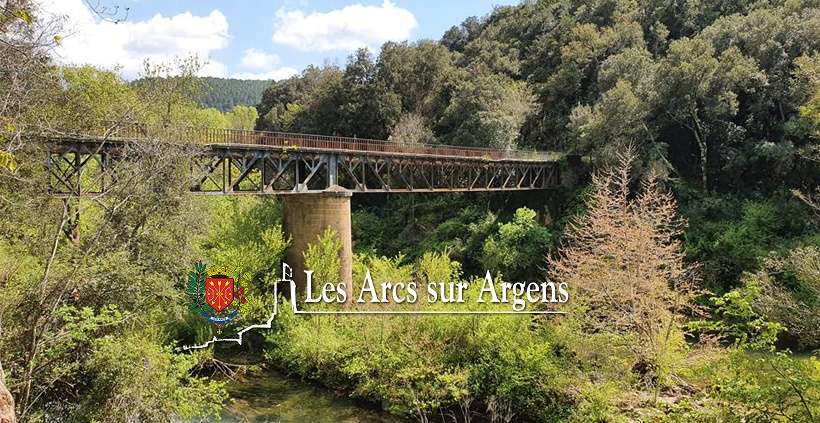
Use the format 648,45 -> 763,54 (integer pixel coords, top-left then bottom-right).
303,227 -> 342,286
480,207 -> 552,280
692,246 -> 820,351
81,334 -> 226,422
748,247 -> 820,351
668,350 -> 819,423
265,254 -> 577,422
550,151 -> 698,395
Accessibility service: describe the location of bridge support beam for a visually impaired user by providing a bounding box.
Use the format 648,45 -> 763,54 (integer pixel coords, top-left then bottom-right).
282,186 -> 353,303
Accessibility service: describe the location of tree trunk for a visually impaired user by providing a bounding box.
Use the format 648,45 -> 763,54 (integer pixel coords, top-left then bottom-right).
689,108 -> 709,190
0,369 -> 14,423
696,135 -> 708,191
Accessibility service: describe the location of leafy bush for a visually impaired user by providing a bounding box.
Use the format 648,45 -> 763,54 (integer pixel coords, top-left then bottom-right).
691,246 -> 820,351
196,196 -> 288,328
682,195 -> 815,292
668,350 -> 819,423
303,227 -> 342,286
265,254 -> 578,422
480,207 -> 552,280
352,211 -> 386,253
746,247 -> 820,351
82,334 -> 226,421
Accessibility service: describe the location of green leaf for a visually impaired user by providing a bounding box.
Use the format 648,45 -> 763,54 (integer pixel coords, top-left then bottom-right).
14,8 -> 33,25
0,151 -> 17,172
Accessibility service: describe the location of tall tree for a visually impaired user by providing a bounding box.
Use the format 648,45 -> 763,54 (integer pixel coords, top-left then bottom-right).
653,38 -> 765,190
338,48 -> 400,139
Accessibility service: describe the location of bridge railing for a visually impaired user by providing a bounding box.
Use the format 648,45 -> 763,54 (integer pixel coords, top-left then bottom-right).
63,124 -> 557,162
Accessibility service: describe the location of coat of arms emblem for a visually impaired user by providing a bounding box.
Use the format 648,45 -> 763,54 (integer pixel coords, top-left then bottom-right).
187,261 -> 246,324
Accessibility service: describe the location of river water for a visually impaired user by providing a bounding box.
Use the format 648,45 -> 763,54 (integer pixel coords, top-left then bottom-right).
210,368 -> 408,423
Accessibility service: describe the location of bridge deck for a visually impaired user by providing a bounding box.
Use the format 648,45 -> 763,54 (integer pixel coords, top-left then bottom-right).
56,125 -> 559,162
45,125 -> 562,196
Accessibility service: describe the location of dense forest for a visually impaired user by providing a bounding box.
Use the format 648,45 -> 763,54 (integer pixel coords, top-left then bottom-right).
257,0 -> 820,291
0,0 -> 819,422
195,77 -> 273,112
133,76 -> 272,112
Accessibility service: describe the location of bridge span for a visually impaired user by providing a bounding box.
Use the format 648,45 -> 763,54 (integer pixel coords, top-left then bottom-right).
45,125 -> 563,298
46,125 -> 560,196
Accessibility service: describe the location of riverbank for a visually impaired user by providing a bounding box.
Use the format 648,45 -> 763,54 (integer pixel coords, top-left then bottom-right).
207,367 -> 406,423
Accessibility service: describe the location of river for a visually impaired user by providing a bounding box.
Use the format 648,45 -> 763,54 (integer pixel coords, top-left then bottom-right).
210,368 -> 408,423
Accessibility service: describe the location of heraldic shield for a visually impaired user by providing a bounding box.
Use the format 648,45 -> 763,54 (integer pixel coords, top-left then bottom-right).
205,275 -> 235,313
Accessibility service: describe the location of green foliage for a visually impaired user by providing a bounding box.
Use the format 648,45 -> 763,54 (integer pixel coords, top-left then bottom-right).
388,113 -> 435,144
801,89 -> 820,133
480,207 -> 552,280
186,261 -> 212,316
353,253 -> 412,287
304,228 -> 342,286
225,104 -> 259,130
265,257 -> 577,421
438,74 -> 534,150
351,210 -> 385,253
195,77 -> 272,112
711,352 -> 819,423
256,65 -> 345,134
416,204 -> 497,271
416,251 -> 461,287
0,150 -> 16,172
43,66 -> 142,131
669,350 -> 819,422
252,0 -> 820,198
82,334 -> 226,421
682,194 -> 816,291
689,283 -> 783,350
684,248 -> 818,422
745,247 -> 820,351
197,196 -> 288,324
0,56 -> 229,419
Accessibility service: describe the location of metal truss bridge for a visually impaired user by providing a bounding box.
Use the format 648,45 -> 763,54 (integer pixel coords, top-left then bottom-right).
46,125 -> 561,196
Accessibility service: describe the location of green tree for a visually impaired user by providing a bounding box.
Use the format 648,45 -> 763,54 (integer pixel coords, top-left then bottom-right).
480,207 -> 551,280
438,73 -> 534,149
225,105 -> 259,130
304,228 -> 342,287
338,48 -> 401,139
377,40 -> 458,118
388,113 -> 435,144
652,38 -> 766,190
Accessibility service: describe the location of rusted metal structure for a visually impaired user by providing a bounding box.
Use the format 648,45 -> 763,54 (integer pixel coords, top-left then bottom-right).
46,125 -> 561,196
45,124 -> 563,289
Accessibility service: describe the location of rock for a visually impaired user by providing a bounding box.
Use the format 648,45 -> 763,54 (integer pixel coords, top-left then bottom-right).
0,379 -> 14,423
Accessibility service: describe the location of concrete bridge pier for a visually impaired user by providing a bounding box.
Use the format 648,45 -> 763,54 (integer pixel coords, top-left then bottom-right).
281,186 -> 353,304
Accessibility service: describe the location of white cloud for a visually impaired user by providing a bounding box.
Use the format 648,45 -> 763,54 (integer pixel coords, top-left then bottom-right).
37,0 -> 231,79
200,61 -> 229,78
240,48 -> 280,70
233,48 -> 298,80
272,0 -> 417,52
233,68 -> 299,81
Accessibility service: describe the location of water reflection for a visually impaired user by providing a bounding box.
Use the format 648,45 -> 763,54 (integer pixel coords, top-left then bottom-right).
213,368 -> 407,423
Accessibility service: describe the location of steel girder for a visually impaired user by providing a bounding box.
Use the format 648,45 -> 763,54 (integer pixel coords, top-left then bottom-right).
47,143 -> 560,196
189,149 -> 558,194
47,142 -> 115,196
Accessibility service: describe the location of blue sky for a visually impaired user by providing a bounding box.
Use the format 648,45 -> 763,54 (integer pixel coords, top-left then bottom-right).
43,0 -> 517,80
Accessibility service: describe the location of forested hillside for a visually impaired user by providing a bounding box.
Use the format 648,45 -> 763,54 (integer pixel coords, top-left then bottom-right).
188,77 -> 272,112
258,0 -> 820,289
1,0 -> 818,422
256,2 -> 820,418
258,0 -> 819,190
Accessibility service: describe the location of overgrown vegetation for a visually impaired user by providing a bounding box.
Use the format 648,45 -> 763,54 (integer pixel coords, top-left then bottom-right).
265,156 -> 819,422
1,0 -> 819,421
